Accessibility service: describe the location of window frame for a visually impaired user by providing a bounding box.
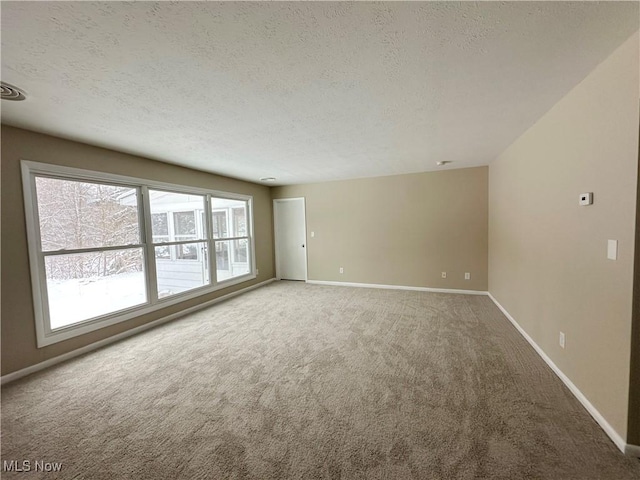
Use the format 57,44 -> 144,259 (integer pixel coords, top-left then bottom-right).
211,198 -> 252,282
148,191 -> 206,265
21,160 -> 257,347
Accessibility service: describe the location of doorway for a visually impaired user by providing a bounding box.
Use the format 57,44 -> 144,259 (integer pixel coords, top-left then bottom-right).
273,198 -> 307,281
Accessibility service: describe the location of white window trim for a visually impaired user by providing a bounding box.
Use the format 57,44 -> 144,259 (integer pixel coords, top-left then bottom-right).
21,160 -> 257,347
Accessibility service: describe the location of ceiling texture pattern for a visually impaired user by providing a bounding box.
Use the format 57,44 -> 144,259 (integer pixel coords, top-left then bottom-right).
1,2 -> 638,185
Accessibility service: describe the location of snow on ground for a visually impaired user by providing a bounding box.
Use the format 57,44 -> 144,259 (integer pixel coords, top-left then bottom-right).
47,272 -> 146,330
47,268 -> 250,329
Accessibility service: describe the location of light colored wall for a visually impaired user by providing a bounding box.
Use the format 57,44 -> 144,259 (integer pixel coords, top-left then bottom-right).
273,167 -> 488,291
0,126 -> 275,376
630,139 -> 640,446
488,33 -> 639,440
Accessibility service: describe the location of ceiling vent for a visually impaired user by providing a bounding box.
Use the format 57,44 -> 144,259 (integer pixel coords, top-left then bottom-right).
1,82 -> 26,101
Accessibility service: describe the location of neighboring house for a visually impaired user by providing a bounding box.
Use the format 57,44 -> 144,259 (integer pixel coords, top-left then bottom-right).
119,190 -> 250,297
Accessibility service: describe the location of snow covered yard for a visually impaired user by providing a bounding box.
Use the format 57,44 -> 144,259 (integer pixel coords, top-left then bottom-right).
47,272 -> 147,329
46,267 -> 248,330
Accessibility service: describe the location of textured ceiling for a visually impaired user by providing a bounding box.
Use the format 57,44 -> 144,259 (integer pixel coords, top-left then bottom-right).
1,2 -> 638,185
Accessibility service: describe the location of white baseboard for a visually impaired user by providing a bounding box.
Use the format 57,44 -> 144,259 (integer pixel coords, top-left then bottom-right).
1,278 -> 276,385
625,443 -> 640,457
306,279 -> 488,296
308,280 -> 634,455
5,278 -> 636,457
487,292 -> 629,455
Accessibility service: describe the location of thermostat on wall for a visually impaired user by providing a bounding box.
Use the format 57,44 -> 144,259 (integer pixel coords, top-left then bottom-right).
579,192 -> 593,206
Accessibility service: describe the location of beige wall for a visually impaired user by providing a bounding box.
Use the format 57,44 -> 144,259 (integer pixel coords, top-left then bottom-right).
630,130 -> 640,446
273,167 -> 488,291
489,33 -> 639,440
0,126 -> 275,376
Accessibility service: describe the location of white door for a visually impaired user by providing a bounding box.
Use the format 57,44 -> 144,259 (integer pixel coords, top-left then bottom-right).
274,198 -> 307,281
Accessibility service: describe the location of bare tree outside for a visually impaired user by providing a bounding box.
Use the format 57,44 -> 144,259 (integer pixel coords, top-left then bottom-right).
31,177 -> 252,329
35,177 -> 147,328
36,177 -> 141,279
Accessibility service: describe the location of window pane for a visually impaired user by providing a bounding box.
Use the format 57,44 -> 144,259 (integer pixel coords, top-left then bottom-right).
155,242 -> 209,299
232,238 -> 249,264
211,198 -> 247,238
151,213 -> 169,241
155,245 -> 170,259
232,207 -> 247,237
215,240 -> 250,282
149,190 -> 205,241
175,243 -> 198,260
173,211 -> 196,237
45,248 -> 146,330
212,211 -> 228,239
35,177 -> 140,251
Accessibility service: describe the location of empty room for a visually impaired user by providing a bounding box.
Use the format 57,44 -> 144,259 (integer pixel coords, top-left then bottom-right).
1,1 -> 640,479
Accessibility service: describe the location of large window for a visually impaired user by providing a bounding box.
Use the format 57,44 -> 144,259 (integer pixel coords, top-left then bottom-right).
148,190 -> 208,298
22,161 -> 255,347
212,198 -> 251,281
34,177 -> 147,330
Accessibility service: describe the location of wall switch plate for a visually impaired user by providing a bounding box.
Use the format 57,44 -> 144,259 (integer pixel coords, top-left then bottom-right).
441,272 -> 447,278
559,332 -> 566,349
339,267 -> 344,274
579,192 -> 593,206
256,269 -> 259,275
607,240 -> 618,260
465,273 -> 470,280
311,231 -> 315,237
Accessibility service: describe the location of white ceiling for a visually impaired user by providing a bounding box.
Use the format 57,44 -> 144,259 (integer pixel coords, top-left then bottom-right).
1,2 -> 638,186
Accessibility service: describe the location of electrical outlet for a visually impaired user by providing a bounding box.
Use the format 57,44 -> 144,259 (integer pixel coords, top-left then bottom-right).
441,272 -> 447,279
256,269 -> 259,276
339,267 -> 344,274
579,192 -> 593,206
465,272 -> 470,280
311,231 -> 315,238
559,332 -> 565,349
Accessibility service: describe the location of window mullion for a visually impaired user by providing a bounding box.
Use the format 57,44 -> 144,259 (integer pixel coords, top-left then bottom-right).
42,243 -> 146,256
212,235 -> 249,242
151,239 -> 207,247
29,171 -> 53,337
248,198 -> 256,276
167,211 -> 176,260
140,186 -> 159,304
206,195 -> 217,285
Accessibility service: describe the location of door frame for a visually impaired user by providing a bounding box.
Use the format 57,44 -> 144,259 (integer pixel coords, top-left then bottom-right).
273,197 -> 308,281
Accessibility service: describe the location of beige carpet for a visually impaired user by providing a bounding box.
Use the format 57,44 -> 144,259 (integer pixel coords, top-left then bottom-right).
2,281 -> 639,479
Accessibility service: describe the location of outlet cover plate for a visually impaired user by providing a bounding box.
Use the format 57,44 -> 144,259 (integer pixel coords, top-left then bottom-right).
579,192 -> 593,206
